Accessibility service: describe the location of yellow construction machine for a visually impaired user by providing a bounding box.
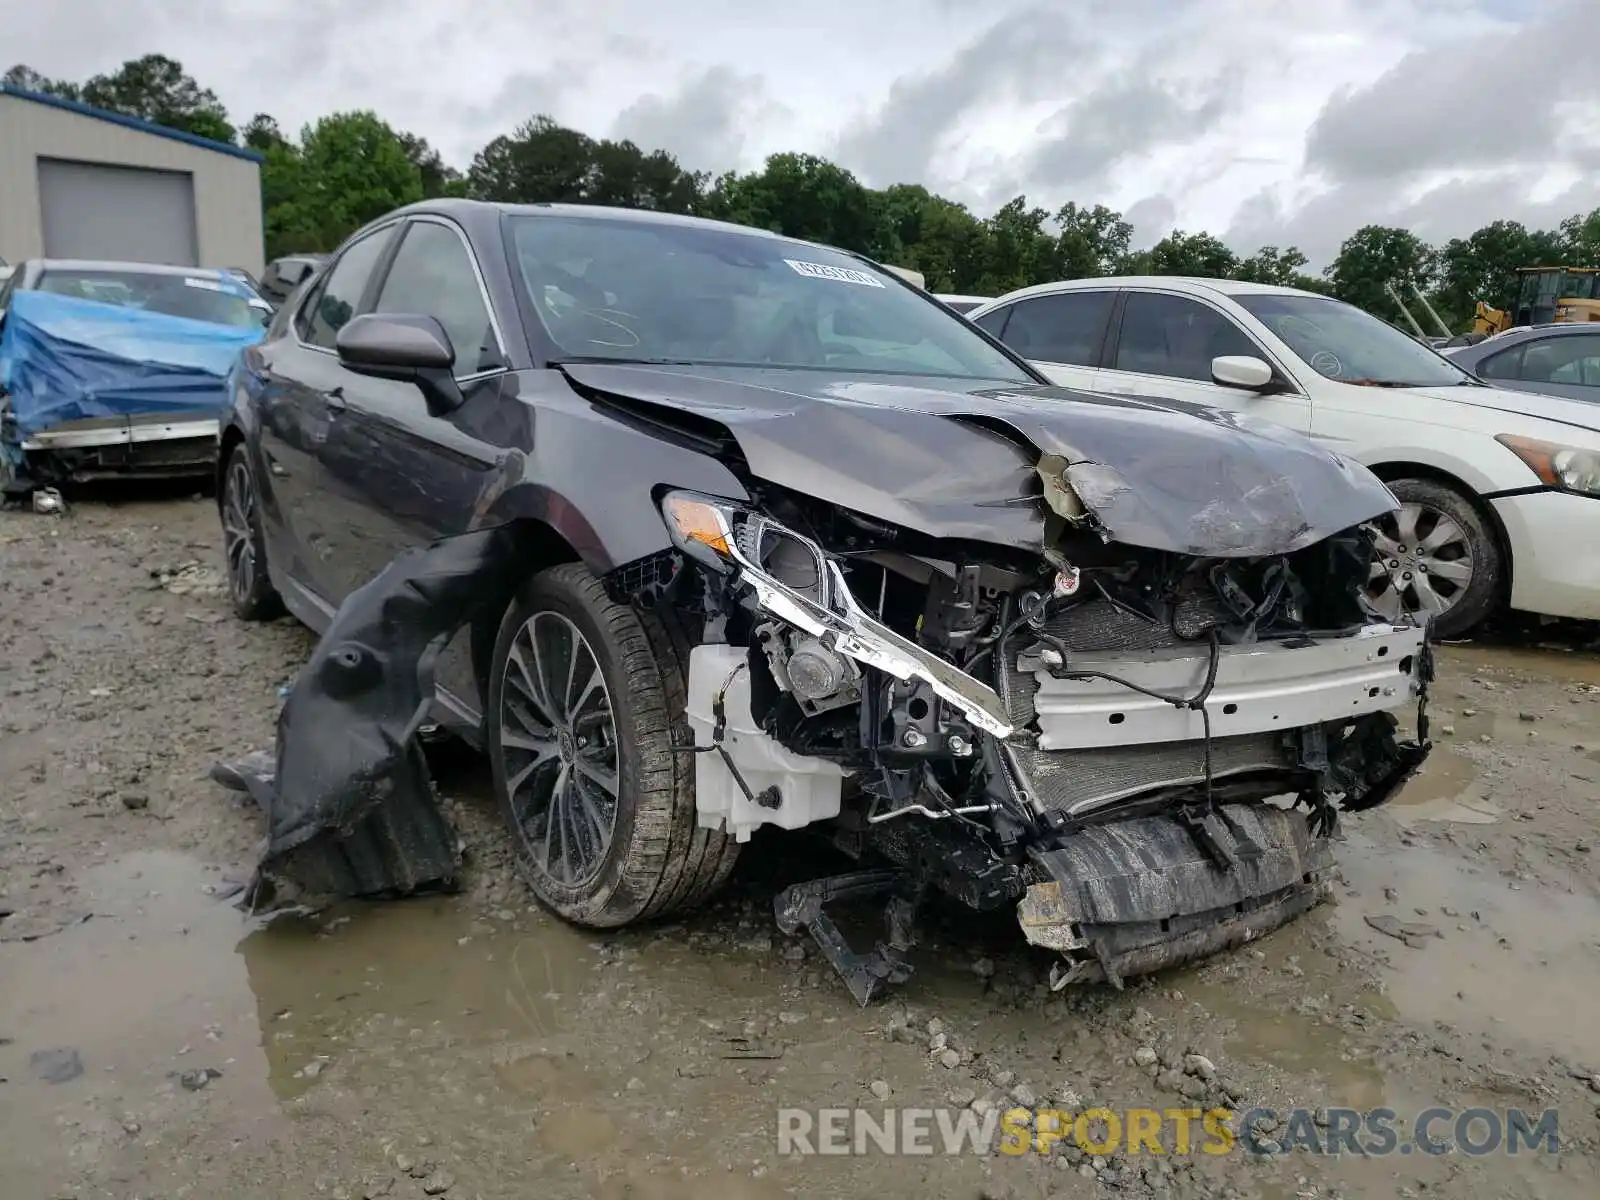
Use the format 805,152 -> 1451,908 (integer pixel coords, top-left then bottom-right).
1471,266 -> 1600,336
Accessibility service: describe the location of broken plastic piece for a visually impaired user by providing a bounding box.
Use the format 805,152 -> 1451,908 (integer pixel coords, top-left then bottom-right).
210,525 -> 529,907
774,869 -> 919,1005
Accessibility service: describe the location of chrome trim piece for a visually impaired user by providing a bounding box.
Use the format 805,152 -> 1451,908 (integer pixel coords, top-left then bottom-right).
21,417 -> 219,451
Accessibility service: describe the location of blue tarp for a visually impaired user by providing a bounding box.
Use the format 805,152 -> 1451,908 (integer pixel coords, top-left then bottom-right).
0,289 -> 265,441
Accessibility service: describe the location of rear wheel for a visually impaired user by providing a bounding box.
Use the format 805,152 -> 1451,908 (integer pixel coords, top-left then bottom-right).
487,563 -> 739,927
1364,478 -> 1499,639
220,443 -> 284,622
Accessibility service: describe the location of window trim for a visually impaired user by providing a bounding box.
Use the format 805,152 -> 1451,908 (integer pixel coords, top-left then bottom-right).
1107,286 -> 1308,397
982,288 -> 1120,369
291,217 -> 405,353
370,215 -> 509,384
1498,334 -> 1600,387
1476,342 -> 1525,382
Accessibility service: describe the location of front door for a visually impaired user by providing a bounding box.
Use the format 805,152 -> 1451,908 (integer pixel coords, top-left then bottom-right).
314,217 -> 514,602
1096,290 -> 1313,434
253,224 -> 397,605
977,288 -> 1116,391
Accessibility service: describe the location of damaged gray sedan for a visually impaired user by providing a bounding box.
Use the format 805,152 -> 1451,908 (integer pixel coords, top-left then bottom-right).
215,200 -> 1431,1003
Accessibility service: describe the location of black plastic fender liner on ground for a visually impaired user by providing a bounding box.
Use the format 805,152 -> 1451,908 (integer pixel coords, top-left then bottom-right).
211,524 -> 532,907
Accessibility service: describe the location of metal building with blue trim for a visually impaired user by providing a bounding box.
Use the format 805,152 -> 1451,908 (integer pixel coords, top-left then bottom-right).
0,85 -> 265,278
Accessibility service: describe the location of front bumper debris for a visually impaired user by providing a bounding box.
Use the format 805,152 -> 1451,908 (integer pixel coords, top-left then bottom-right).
1019,802 -> 1330,988
210,525 -> 530,907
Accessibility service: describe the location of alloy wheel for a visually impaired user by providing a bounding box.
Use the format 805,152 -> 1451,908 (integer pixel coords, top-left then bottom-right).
222,457 -> 258,605
1363,502 -> 1475,623
498,610 -> 621,887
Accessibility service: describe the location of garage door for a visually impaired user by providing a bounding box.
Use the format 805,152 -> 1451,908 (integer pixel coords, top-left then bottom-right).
37,158 -> 199,266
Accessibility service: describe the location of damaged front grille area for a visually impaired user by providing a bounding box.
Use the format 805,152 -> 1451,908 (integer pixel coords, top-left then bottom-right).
996,594 -> 1425,819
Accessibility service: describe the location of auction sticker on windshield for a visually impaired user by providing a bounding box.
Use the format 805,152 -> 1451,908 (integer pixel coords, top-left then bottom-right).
784,259 -> 885,287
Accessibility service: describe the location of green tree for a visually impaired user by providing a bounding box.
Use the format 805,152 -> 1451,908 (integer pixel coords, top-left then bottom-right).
242,114 -> 290,154
2,64 -> 80,100
398,132 -> 468,199
975,197 -> 1060,293
77,54 -> 234,143
1054,202 -> 1133,279
289,111 -> 423,251
1233,245 -> 1309,286
1145,229 -> 1238,278
1323,225 -> 1436,323
1558,207 -> 1600,264
707,153 -> 896,260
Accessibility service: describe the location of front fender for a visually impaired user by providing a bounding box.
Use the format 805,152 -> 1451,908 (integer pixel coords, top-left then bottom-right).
476,383 -> 751,573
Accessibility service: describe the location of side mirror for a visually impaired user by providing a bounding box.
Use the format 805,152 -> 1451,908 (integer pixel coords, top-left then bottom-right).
278,260 -> 313,288
1211,354 -> 1275,391
335,313 -> 465,414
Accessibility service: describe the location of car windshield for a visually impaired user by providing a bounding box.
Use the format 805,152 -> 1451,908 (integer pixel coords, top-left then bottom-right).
507,215 -> 1033,383
1235,292 -> 1474,388
35,268 -> 264,329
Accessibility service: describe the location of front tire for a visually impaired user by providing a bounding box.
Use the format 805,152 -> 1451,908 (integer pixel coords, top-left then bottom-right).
220,443 -> 284,622
1364,478 -> 1500,640
487,563 -> 739,927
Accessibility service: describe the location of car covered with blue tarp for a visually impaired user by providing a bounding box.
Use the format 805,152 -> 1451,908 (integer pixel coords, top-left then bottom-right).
0,260 -> 268,486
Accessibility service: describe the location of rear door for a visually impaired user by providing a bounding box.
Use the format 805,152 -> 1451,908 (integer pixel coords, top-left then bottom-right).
1096,289 -> 1313,433
977,289 -> 1116,389
314,216 -> 512,600
252,224 -> 398,606
1475,332 -> 1600,403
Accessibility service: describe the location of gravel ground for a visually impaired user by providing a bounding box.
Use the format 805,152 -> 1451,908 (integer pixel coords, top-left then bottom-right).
4,490 -> 1600,1200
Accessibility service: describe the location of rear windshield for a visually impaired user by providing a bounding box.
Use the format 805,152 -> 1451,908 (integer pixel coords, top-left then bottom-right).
507,215 -> 1032,383
35,268 -> 266,329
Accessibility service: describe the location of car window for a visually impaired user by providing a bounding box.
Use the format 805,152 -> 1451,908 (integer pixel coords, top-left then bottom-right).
1113,292 -> 1257,381
1234,292 -> 1472,387
1504,335 -> 1600,388
31,267 -> 261,328
971,306 -> 1010,339
999,292 -> 1115,366
298,228 -> 394,349
506,215 -> 1033,383
373,221 -> 503,375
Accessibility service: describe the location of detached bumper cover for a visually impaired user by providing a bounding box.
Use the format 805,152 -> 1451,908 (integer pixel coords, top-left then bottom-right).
1020,803 -> 1331,987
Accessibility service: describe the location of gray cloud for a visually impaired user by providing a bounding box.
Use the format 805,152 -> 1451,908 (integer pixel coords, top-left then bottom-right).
1305,0 -> 1599,182
830,7 -> 1085,190
1124,194 -> 1177,244
1225,172 -> 1595,271
611,66 -> 789,174
1025,74 -> 1236,192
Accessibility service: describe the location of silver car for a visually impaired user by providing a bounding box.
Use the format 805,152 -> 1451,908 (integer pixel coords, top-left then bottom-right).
1445,324 -> 1600,404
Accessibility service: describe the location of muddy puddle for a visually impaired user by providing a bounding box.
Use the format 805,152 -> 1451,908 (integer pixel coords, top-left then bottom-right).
1331,831 -> 1600,1065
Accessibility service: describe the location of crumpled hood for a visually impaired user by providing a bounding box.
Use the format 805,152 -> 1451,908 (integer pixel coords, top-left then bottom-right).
563,363 -> 1399,557
1407,384 -> 1600,438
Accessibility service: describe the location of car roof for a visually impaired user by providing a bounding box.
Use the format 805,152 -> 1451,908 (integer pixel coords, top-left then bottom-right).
1449,323 -> 1600,359
973,275 -> 1317,311
385,197 -> 869,257
33,259 -> 233,278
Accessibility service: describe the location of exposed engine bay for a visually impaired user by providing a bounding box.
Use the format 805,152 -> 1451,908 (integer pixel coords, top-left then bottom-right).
615,477 -> 1431,1004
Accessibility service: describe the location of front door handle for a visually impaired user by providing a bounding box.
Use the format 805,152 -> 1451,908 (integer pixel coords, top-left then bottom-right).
325,387 -> 347,413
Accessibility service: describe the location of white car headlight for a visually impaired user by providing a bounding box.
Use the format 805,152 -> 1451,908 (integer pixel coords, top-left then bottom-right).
1496,435 -> 1600,497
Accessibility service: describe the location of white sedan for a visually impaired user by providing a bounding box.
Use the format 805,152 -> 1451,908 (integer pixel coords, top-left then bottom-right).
967,277 -> 1600,639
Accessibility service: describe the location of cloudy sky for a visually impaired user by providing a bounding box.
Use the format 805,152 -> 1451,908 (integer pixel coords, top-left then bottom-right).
5,0 -> 1597,265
